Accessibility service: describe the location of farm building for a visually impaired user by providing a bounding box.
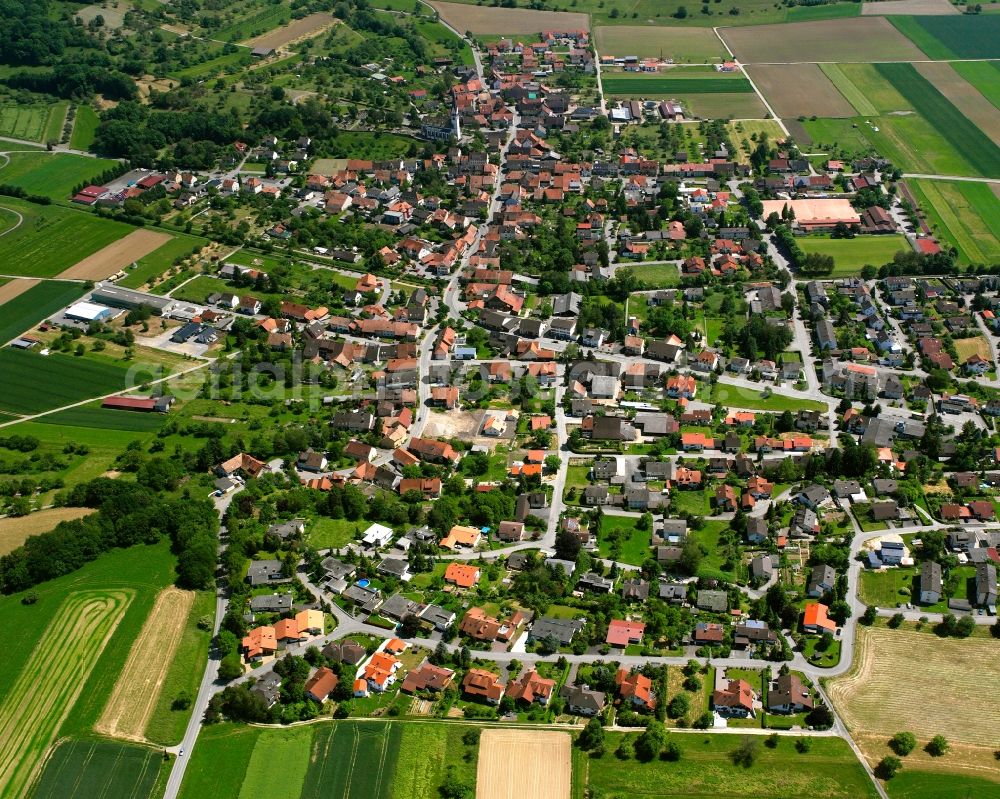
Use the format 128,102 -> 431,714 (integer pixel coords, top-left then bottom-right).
101,395 -> 174,413
65,302 -> 114,323
91,283 -> 174,315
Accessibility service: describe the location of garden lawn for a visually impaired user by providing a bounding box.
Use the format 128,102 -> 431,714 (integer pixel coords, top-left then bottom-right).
0,151 -> 119,201
797,235 -> 910,273
859,568 -> 914,607
709,383 -> 827,412
670,488 -> 712,518
0,280 -> 83,344
623,262 -> 681,287
0,198 -> 133,277
579,732 -> 878,798
596,515 -> 652,566
0,348 -> 135,415
308,517 -> 366,549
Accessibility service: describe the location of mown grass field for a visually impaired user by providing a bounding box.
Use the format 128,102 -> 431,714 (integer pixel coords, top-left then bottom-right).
0,588 -> 134,797
0,103 -> 67,143
907,178 -> 1000,264
0,349 -> 138,415
710,383 -> 826,412
594,26 -> 726,61
0,507 -> 95,557
0,198 -> 133,278
890,14 -> 1000,59
603,74 -> 752,95
951,61 -> 1000,111
596,515 -> 651,566
887,770 -> 1000,799
241,726 -> 314,798
31,738 -> 163,799
798,235 -> 910,272
623,262 -> 681,287
820,62 -> 913,115
875,62 -> 1000,178
576,733 -> 879,798
69,105 -> 100,150
828,627 -> 1000,783
34,405 -> 172,432
0,151 -> 119,201
0,279 -> 83,344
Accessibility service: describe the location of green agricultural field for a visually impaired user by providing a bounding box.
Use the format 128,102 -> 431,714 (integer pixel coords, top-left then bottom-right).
69,105 -> 100,151
0,198 -> 133,278
31,738 -> 163,799
0,280 -> 83,344
218,6 -> 290,42
176,724 -> 258,799
875,63 -> 1000,178
0,103 -> 65,143
0,151 -> 119,201
603,74 -> 752,96
304,722 -> 401,799
799,117 -> 876,155
34,405 -> 170,432
890,14 -> 1000,60
117,232 -> 209,289
0,588 -> 134,797
594,26 -> 726,61
862,112 -> 981,179
951,61 -> 1000,111
172,47 -> 254,80
907,179 -> 1000,265
886,770 -> 1000,799
798,235 -> 910,273
820,63 -> 912,115
0,349 -> 138,415
144,590 -> 215,745
240,726 -> 313,798
596,515 -> 652,566
578,732 -> 879,798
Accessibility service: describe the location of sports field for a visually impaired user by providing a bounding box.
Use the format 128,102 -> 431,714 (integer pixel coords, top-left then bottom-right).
829,627 -> 1000,783
594,26 -> 726,62
0,198 -> 133,278
0,279 -> 83,344
577,732 -> 879,798
96,587 -> 196,742
430,1 -> 588,34
907,179 -> 1000,264
0,349 -> 136,415
720,17 -> 924,64
798,235 -> 910,273
747,63 -> 855,118
0,151 -> 118,200
0,103 -> 67,143
913,62 -> 1000,147
890,14 -> 1000,59
875,63 -> 1000,177
57,228 -> 174,281
951,61 -> 1000,111
31,738 -> 163,799
478,729 -> 570,799
0,589 -> 134,797
0,507 -> 94,556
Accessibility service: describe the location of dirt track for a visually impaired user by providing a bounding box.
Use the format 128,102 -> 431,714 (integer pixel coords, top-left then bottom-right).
56,229 -> 172,281
476,729 -> 570,799
94,586 -> 195,742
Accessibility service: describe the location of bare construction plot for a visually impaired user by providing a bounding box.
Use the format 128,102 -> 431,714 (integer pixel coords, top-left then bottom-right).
55,228 -> 172,281
720,17 -> 925,64
476,729 -> 571,799
0,507 -> 94,555
915,61 -> 1000,148
244,12 -> 337,50
430,1 -> 588,34
862,0 -> 957,13
95,586 -> 195,742
828,627 -> 1000,779
747,64 -> 856,118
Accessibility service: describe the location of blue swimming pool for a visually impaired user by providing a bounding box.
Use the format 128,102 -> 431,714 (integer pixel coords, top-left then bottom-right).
357,579 -> 370,588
